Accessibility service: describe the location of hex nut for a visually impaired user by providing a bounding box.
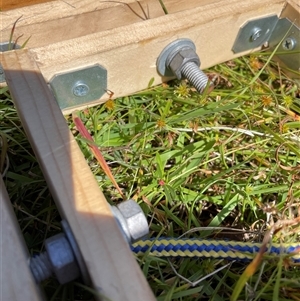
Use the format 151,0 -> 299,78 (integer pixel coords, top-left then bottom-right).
45,233 -> 80,284
167,47 -> 200,79
115,199 -> 149,243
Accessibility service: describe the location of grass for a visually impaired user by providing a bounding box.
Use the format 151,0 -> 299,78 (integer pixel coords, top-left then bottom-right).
1,53 -> 300,301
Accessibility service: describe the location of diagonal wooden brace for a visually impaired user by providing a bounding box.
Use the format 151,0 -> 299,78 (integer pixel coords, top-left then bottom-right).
1,49 -> 156,301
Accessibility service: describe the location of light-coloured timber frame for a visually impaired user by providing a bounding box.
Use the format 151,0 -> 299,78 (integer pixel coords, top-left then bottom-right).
1,0 -> 299,113
1,49 -> 156,301
0,1 -> 299,300
0,176 -> 45,301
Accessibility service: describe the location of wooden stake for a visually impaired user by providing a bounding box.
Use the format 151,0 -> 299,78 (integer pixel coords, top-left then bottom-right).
1,49 -> 156,301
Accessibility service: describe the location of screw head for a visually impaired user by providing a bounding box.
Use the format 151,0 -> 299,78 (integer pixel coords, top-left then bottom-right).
72,82 -> 90,97
282,37 -> 296,50
250,27 -> 262,42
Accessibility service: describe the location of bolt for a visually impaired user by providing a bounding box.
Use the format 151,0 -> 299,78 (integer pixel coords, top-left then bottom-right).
157,39 -> 212,93
72,82 -> 90,97
30,220 -> 90,285
181,62 -> 210,93
30,233 -> 80,284
282,37 -> 296,50
250,27 -> 262,42
29,201 -> 149,284
111,199 -> 149,243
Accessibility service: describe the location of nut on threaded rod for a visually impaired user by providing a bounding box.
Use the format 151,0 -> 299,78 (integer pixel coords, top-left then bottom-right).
30,252 -> 53,283
157,38 -> 211,93
29,200 -> 149,284
30,232 -> 81,284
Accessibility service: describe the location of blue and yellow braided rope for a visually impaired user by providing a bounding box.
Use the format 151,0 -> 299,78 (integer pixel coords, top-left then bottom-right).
131,238 -> 300,263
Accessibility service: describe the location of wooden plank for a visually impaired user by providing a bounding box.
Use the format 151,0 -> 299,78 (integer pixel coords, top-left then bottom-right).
0,0 -> 53,11
1,0 -> 166,48
0,177 -> 44,301
1,0 -> 220,45
0,0 -> 289,113
38,0 -> 286,113
1,49 -> 156,301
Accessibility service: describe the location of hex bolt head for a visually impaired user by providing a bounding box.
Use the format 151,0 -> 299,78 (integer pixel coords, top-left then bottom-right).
157,38 -> 211,93
72,81 -> 90,97
166,47 -> 200,79
111,199 -> 149,243
282,37 -> 296,50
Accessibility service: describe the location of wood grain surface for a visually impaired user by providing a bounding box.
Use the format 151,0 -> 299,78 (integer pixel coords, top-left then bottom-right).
1,49 -> 156,301
1,0 -> 287,112
0,176 -> 44,301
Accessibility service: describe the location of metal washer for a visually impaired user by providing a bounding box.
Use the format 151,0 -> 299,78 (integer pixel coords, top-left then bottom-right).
61,220 -> 91,285
157,38 -> 196,77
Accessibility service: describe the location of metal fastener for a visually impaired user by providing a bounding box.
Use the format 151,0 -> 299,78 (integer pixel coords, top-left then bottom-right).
232,15 -> 278,53
111,199 -> 149,243
30,200 -> 149,284
282,37 -> 296,50
60,219 -> 91,284
157,38 -> 211,93
30,219 -> 90,285
250,27 -> 262,42
268,18 -> 300,72
49,65 -> 107,110
72,81 -> 90,97
30,232 -> 81,284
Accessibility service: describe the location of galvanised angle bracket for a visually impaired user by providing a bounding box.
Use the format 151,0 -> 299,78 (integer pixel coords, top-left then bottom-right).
232,15 -> 300,73
49,64 -> 107,110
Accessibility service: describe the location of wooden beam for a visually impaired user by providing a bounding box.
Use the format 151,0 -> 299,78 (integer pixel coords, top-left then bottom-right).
1,0 -> 223,47
45,0 -> 288,114
1,49 -> 156,301
1,0 -> 287,113
0,0 -> 54,11
0,176 -> 44,301
281,0 -> 300,27
0,0 -> 165,47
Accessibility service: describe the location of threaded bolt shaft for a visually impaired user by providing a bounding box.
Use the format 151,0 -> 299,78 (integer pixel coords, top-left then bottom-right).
30,252 -> 53,283
181,62 -> 209,93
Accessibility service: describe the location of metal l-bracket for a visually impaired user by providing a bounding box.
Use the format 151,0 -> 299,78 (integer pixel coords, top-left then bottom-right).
49,64 -> 107,110
232,15 -> 300,73
268,18 -> 300,73
232,15 -> 278,53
